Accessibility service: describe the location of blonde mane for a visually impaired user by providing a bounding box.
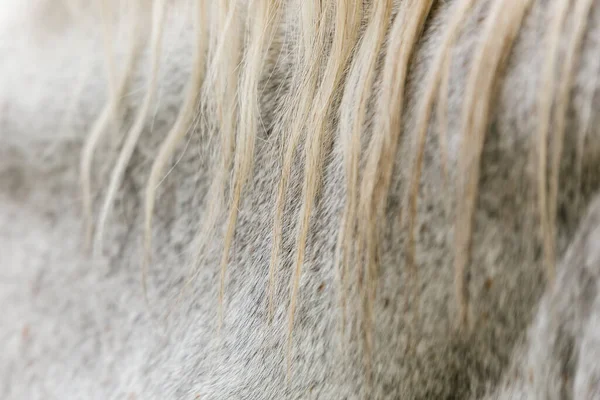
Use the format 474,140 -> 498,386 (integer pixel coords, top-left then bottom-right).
77,0 -> 595,379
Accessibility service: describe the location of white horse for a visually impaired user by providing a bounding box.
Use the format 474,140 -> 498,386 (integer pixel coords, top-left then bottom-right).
2,0 -> 600,398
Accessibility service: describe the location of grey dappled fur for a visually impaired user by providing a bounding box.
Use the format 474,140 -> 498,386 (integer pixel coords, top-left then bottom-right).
2,0 -> 600,398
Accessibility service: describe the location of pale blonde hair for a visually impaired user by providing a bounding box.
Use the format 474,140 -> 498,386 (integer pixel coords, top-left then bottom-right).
79,0 -> 594,377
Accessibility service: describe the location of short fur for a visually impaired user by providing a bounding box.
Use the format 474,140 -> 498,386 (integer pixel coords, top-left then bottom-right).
2,0 -> 600,398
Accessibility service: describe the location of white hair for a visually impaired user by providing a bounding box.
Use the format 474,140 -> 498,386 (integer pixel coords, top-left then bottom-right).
75,0 -> 596,376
